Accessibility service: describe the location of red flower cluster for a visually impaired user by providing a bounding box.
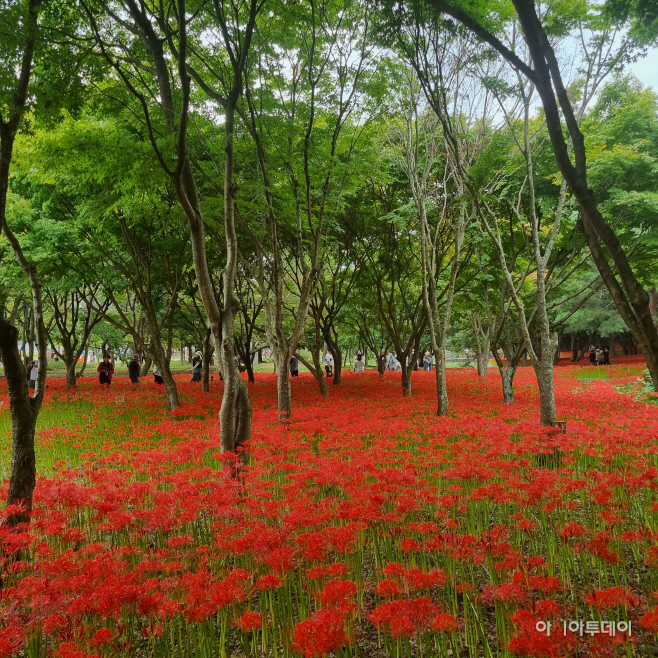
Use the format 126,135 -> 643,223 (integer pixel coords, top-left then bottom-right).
0,357 -> 654,657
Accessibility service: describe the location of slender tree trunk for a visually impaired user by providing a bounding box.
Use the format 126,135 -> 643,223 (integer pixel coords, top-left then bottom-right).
435,341 -> 448,414
0,320 -> 38,524
202,328 -> 212,392
77,347 -> 89,378
401,360 -> 412,397
276,358 -> 293,420
570,333 -> 578,362
332,346 -> 343,385
553,333 -> 561,365
536,361 -> 556,425
244,352 -> 255,383
310,349 -> 329,397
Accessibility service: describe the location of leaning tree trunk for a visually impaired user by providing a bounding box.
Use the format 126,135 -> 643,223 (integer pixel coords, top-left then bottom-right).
77,348 -> 89,378
243,353 -> 255,384
140,355 -> 152,377
311,347 -> 329,398
151,346 -> 179,411
0,320 -> 38,525
493,347 -> 519,404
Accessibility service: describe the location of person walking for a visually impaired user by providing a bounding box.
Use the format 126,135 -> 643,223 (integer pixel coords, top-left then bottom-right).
589,345 -> 597,365
324,351 -> 334,378
387,352 -> 396,371
290,354 -> 299,377
353,351 -> 366,373
128,355 -> 140,383
153,362 -> 164,385
28,360 -> 38,390
97,354 -> 114,385
603,346 -> 610,365
190,351 -> 202,383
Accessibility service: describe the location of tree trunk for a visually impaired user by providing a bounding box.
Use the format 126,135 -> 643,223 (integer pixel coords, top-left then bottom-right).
65,361 -> 76,389
202,327 -> 212,393
77,347 -> 89,378
332,345 -> 343,385
476,333 -> 490,377
244,352 -> 255,383
536,361 -> 556,426
0,320 -> 38,524
276,359 -> 293,420
401,361 -> 412,397
553,333 -> 561,365
140,355 -> 152,377
295,350 -> 328,397
501,366 -> 516,404
570,333 -> 578,362
435,345 -> 448,415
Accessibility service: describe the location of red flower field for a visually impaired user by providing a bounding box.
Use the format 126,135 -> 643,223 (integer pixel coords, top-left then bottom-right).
0,360 -> 656,657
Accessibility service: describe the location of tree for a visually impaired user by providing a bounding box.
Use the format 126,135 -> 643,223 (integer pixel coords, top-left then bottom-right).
0,0 -> 48,524
83,0 -> 261,450
413,0 -> 658,390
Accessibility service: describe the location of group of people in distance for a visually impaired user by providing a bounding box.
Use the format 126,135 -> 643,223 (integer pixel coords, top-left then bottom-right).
379,349 -> 434,372
589,345 -> 611,366
97,352 -> 167,386
288,348 -> 435,378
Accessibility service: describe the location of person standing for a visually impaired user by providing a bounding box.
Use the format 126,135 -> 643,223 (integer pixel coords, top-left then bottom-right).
153,362 -> 164,385
589,346 -> 597,365
603,346 -> 610,365
97,354 -> 114,385
378,349 -> 387,375
128,355 -> 140,383
387,352 -> 396,371
28,360 -> 38,390
324,351 -> 334,378
190,351 -> 202,382
423,351 -> 432,372
290,354 -> 299,377
353,352 -> 365,373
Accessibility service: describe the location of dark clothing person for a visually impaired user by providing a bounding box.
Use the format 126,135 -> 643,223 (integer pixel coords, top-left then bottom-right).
290,355 -> 299,377
153,363 -> 164,385
128,358 -> 140,383
97,358 -> 114,385
191,353 -> 202,383
589,349 -> 597,365
603,347 -> 610,365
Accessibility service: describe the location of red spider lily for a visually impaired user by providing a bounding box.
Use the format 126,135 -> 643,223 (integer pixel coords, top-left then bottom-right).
0,360 -> 653,656
370,597 -> 439,638
292,608 -> 350,658
584,586 -> 640,610
237,611 -> 262,632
